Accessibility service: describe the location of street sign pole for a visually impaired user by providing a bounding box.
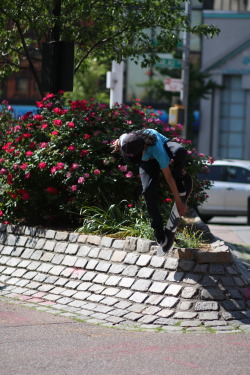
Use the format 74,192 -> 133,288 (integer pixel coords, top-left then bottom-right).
180,0 -> 192,139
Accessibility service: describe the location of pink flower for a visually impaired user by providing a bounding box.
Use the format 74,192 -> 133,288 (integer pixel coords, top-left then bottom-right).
38,162 -> 47,169
22,133 -> 31,138
51,131 -> 59,135
67,122 -> 75,128
26,151 -> 33,156
118,165 -> 127,172
84,173 -> 90,178
40,142 -> 48,148
53,119 -> 63,126
70,163 -> 79,170
84,134 -> 91,139
25,172 -> 31,179
66,172 -> 72,178
70,185 -> 78,191
41,123 -> 48,129
78,177 -> 85,184
93,169 -> 100,175
56,162 -> 65,170
68,145 -> 76,151
0,210 -> 3,217
125,171 -> 133,178
50,166 -> 57,174
127,204 -> 133,208
0,168 -> 8,175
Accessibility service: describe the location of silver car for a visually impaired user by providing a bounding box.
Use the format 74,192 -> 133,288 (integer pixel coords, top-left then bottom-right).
197,159 -> 250,222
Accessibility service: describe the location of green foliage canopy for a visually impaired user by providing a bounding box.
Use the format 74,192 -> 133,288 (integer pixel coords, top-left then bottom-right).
0,0 -> 220,96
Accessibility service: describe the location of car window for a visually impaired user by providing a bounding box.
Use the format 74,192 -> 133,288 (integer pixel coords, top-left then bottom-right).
226,166 -> 250,183
204,165 -> 225,181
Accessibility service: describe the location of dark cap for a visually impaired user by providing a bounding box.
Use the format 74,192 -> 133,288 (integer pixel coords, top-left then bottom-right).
121,133 -> 145,164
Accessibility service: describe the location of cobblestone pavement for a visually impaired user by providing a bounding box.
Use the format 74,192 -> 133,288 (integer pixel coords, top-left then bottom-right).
1,222 -> 250,334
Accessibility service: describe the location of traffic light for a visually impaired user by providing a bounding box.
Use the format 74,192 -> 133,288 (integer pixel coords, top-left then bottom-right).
41,41 -> 74,93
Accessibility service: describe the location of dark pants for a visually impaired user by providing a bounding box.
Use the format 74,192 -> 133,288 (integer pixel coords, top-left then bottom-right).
139,141 -> 187,243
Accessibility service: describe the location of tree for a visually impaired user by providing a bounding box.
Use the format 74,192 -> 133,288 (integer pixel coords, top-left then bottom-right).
0,0 -> 219,97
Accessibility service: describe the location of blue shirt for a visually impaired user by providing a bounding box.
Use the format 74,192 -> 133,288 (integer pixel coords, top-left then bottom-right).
141,129 -> 170,169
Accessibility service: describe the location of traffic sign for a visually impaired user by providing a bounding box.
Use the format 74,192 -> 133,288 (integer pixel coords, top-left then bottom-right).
155,58 -> 182,69
164,78 -> 183,92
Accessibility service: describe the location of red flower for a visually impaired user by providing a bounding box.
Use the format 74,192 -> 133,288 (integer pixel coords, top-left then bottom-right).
46,187 -> 58,194
38,162 -> 47,169
80,150 -> 89,157
20,163 -> 28,170
53,119 -> 63,126
84,134 -> 91,139
51,131 -> 59,135
33,114 -> 43,121
26,151 -> 33,156
68,145 -> 76,151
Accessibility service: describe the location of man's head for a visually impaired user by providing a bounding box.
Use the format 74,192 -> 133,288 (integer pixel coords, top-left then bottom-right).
121,133 -> 145,164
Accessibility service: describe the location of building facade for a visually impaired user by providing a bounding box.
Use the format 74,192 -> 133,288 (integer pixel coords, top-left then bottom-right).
198,5 -> 250,159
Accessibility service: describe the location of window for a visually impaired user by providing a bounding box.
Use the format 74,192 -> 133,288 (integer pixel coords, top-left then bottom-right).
218,76 -> 246,159
226,166 -> 250,183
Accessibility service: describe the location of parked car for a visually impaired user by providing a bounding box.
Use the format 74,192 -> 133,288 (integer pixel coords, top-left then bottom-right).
197,159 -> 250,222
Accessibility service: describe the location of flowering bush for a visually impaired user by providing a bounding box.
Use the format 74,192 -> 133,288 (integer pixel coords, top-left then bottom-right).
0,93 -> 212,227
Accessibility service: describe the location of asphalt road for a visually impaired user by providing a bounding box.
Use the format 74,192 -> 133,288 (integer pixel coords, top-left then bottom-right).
1,300 -> 250,375
208,216 -> 250,248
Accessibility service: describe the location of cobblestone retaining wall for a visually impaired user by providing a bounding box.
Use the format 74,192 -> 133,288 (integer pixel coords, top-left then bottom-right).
0,223 -> 250,333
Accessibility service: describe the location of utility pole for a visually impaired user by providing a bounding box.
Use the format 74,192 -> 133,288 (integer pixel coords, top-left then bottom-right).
180,0 -> 192,139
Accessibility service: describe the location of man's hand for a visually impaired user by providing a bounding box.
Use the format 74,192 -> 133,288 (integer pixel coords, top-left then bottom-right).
110,138 -> 120,153
176,200 -> 188,217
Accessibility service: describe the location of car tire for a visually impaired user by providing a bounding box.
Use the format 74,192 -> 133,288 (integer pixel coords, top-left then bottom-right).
198,214 -> 213,223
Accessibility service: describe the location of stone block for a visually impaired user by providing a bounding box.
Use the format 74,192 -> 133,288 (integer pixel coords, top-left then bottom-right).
122,265 -> 139,277
164,258 -> 179,270
131,279 -> 151,292
45,230 -> 56,239
86,235 -> 101,246
55,231 -> 69,241
95,261 -> 111,273
201,288 -> 225,300
196,246 -> 232,264
43,240 -> 56,251
195,301 -> 219,311
100,237 -> 114,248
181,287 -> 198,299
109,264 -> 125,274
98,249 -> 113,261
136,239 -> 154,253
109,250 -> 126,263
65,244 -> 79,255
165,284 -> 183,296
149,281 -> 168,294
136,254 -> 151,267
152,269 -> 168,281
112,239 -> 125,249
150,256 -> 165,268
124,237 -> 137,252
137,267 -> 154,279
160,296 -> 179,308
199,312 -> 219,320
129,292 -> 148,303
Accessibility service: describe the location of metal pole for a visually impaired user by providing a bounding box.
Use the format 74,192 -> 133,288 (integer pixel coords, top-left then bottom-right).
180,0 -> 192,139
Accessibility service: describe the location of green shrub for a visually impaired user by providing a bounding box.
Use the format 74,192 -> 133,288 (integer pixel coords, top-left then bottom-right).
0,93 -> 212,227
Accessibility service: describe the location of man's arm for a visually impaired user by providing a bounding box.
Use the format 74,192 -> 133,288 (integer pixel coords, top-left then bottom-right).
162,165 -> 187,216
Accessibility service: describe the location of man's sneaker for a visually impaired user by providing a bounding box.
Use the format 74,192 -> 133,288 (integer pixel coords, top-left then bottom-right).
157,235 -> 168,248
